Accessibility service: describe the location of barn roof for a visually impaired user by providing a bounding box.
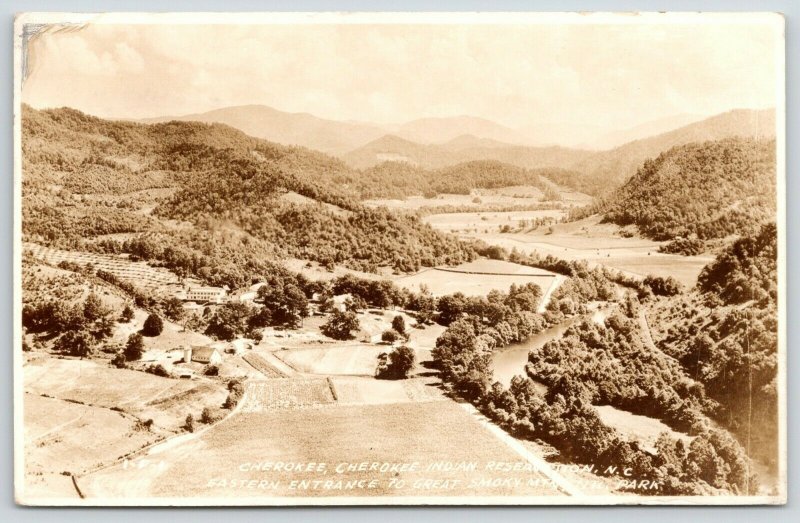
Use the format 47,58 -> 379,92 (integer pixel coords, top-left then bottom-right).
190,346 -> 221,362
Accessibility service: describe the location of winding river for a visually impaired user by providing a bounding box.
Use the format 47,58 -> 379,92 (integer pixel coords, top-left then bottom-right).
491,306 -> 615,387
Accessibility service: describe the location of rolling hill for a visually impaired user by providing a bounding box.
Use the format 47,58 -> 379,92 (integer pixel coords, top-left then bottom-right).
141,104 -> 387,155
393,115 -> 526,145
138,104 -> 775,197
573,108 -> 775,190
598,137 -> 777,242
342,133 -> 594,173
589,113 -> 706,150
22,106 -> 475,279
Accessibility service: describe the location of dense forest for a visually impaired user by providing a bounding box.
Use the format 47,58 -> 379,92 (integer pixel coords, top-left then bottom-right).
650,223 -> 778,468
21,106 -> 474,275
591,138 -> 776,244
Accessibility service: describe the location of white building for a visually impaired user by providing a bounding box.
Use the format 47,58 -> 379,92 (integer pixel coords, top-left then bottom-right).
183,345 -> 223,365
184,286 -> 227,304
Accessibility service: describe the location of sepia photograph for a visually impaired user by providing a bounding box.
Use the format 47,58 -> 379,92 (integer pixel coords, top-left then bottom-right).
13,11 -> 786,506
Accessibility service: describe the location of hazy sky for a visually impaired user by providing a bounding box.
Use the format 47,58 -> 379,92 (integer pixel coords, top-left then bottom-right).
21,15 -> 782,131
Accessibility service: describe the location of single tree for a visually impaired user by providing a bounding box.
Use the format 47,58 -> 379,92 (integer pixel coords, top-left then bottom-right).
381,329 -> 401,344
83,291 -> 108,322
111,352 -> 127,368
184,413 -> 195,433
321,310 -> 359,340
376,346 -> 416,380
162,298 -> 185,322
124,333 -> 145,361
391,315 -> 406,336
142,312 -> 164,337
54,329 -> 95,359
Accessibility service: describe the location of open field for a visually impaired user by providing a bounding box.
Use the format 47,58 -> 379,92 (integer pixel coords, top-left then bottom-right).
394,259 -> 559,297
423,209 -> 566,233
79,397 -> 565,500
364,185 -> 591,213
365,191 -> 546,211
600,256 -> 711,288
24,356 -> 227,433
594,405 -> 693,454
283,258 -> 386,282
113,308 -> 213,356
273,345 -> 385,376
24,242 -> 183,295
330,376 -> 445,405
279,191 -> 353,218
23,393 -> 161,501
434,216 -> 713,288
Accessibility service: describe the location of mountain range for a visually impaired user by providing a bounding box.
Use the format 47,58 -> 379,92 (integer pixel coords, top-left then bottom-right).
344,109 -> 775,193
141,104 -> 774,194
140,103 -> 761,153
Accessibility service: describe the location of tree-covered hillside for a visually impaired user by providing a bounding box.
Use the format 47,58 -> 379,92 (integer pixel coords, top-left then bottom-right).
342,133 -> 596,187
598,138 -> 776,242
572,108 -> 775,192
648,222 -> 778,469
332,159 -> 577,200
22,106 -> 474,275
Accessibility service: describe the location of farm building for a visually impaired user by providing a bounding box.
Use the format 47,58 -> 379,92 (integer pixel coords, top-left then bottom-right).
182,285 -> 228,304
230,289 -> 258,303
183,346 -> 223,365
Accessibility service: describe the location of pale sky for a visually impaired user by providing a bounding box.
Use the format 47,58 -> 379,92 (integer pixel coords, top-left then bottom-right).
21,16 -> 782,131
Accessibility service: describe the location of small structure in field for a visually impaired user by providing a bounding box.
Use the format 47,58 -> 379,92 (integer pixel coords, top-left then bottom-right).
183,345 -> 223,365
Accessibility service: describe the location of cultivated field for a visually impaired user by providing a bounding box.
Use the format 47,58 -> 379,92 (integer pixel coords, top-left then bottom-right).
79,397 -> 565,500
273,345 -> 385,376
24,242 -> 183,295
238,378 -> 337,412
242,352 -> 288,378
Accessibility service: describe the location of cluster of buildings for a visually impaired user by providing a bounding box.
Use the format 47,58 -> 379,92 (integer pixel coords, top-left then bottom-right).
175,282 -> 262,306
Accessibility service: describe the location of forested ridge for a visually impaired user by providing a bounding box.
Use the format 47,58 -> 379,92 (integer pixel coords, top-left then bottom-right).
21,105 -> 474,274
339,159 -> 574,200
592,138 -> 776,244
